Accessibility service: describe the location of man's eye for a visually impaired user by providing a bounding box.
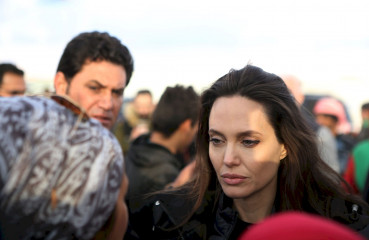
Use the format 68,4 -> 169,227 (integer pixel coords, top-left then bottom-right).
242,140 -> 260,147
88,85 -> 100,92
113,89 -> 124,96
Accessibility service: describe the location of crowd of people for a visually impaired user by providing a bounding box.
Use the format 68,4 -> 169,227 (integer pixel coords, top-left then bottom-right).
1,31 -> 369,239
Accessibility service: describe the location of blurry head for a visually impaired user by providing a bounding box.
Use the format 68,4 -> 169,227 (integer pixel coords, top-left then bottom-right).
0,96 -> 128,239
280,74 -> 305,106
313,97 -> 349,134
54,31 -> 134,129
133,90 -> 154,119
0,63 -> 26,97
152,85 -> 200,140
361,102 -> 369,120
194,65 -> 324,210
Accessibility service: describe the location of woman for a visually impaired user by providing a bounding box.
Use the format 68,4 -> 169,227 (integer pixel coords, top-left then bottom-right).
126,65 -> 369,239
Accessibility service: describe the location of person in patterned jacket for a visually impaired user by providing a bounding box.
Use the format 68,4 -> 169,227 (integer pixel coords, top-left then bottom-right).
0,96 -> 128,239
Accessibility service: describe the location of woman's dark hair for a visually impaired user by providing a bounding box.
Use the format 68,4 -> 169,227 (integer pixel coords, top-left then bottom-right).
56,31 -> 134,86
184,65 -> 366,222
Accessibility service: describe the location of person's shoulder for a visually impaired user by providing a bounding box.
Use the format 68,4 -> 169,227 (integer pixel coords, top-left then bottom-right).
126,187 -> 199,239
329,197 -> 369,237
128,187 -> 216,225
337,133 -> 358,148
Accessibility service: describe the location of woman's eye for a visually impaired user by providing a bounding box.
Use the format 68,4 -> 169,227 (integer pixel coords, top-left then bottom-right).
209,137 -> 222,145
242,140 -> 260,147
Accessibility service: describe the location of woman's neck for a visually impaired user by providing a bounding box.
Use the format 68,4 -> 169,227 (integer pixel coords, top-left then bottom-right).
232,178 -> 277,223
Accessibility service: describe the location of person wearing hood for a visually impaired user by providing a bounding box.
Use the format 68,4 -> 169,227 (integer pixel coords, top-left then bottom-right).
313,97 -> 357,175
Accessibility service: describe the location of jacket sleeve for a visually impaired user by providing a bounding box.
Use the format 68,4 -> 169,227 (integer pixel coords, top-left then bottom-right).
125,197 -> 156,240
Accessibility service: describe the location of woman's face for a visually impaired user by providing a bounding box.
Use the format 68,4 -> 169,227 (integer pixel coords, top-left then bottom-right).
208,96 -> 286,200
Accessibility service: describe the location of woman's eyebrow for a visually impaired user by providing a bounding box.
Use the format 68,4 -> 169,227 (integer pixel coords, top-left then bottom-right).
236,130 -> 262,138
208,129 -> 222,136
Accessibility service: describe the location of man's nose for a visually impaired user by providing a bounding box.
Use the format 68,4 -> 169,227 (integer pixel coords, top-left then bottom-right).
99,92 -> 114,110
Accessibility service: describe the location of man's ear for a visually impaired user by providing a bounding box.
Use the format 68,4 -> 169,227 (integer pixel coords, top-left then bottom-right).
280,144 -> 287,160
179,119 -> 192,132
54,72 -> 68,95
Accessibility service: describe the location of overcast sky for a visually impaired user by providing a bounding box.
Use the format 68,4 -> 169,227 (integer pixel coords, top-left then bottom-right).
1,0 -> 369,129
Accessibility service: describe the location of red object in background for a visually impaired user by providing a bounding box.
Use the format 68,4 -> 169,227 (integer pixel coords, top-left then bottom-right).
239,212 -> 365,240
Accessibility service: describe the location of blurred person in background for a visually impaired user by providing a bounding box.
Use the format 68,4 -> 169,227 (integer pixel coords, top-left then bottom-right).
346,138 -> 369,198
114,89 -> 155,153
343,103 -> 369,198
125,85 -> 200,203
0,96 -> 128,240
54,31 -> 134,131
313,97 -> 357,175
281,75 -> 339,173
357,102 -> 369,143
0,63 -> 26,97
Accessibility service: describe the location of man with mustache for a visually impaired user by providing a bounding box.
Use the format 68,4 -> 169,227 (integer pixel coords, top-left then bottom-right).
54,31 -> 134,130
53,31 -> 134,239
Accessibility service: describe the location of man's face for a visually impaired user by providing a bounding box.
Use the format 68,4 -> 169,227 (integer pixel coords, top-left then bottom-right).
55,60 -> 127,130
134,93 -> 154,119
315,114 -> 338,134
0,73 -> 26,97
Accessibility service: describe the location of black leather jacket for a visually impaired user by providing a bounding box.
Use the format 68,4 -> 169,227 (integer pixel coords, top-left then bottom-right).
125,190 -> 369,240
125,134 -> 184,201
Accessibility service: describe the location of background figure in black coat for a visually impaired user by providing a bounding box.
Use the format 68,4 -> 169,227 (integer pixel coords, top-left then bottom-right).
125,85 -> 200,202
357,102 -> 369,143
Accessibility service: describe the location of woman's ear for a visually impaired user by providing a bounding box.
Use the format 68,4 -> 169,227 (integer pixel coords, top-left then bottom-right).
280,144 -> 287,160
54,72 -> 68,95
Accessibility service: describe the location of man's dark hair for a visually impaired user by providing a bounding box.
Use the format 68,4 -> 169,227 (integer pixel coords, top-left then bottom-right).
151,85 -> 200,138
0,63 -> 24,87
56,31 -> 134,86
136,89 -> 152,97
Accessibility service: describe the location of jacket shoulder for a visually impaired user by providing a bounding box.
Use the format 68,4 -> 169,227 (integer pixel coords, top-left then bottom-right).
328,197 -> 369,238
126,188 -> 216,239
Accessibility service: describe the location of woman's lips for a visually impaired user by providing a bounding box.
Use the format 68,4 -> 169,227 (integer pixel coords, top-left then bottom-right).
221,173 -> 247,185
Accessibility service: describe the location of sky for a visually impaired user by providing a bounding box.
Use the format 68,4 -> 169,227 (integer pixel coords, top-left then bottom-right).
1,0 -> 369,130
